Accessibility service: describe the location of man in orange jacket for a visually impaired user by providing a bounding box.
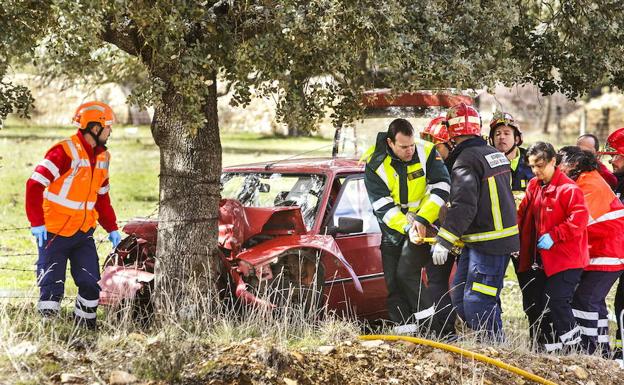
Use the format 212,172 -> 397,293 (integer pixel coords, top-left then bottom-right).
25,101 -> 121,329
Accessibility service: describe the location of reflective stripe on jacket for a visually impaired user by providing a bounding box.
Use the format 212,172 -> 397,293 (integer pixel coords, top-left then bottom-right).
511,147 -> 533,192
576,170 -> 624,272
436,137 -> 519,255
364,132 -> 451,245
43,134 -> 110,236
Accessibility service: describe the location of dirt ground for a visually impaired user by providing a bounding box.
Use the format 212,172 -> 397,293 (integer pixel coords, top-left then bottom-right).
18,336 -> 619,385
193,339 -> 620,385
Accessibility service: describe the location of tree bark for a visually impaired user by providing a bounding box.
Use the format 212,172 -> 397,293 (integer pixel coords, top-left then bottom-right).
150,74 -> 222,308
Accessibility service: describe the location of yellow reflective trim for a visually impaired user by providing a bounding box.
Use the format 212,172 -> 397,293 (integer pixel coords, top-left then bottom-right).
438,228 -> 459,243
615,339 -> 622,348
472,282 -> 498,297
488,177 -> 503,231
462,225 -> 519,242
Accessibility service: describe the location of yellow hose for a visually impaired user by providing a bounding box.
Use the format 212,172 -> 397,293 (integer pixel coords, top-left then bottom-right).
359,335 -> 558,385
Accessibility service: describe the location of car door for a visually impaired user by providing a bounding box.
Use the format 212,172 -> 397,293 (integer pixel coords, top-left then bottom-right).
324,174 -> 387,320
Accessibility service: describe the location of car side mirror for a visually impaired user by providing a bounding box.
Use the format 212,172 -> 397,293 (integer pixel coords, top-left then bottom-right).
327,217 -> 363,235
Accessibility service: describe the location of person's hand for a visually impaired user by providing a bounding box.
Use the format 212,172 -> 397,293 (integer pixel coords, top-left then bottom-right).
31,225 -> 47,247
537,233 -> 554,250
108,231 -> 122,248
431,243 -> 450,265
409,221 -> 427,244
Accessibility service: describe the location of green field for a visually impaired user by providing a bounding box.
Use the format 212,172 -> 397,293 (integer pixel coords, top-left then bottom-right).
0,124 -> 332,296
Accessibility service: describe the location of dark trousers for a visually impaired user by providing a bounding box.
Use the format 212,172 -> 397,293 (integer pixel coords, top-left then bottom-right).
541,268 -> 583,352
450,247 -> 509,341
381,237 -> 433,327
512,258 -> 549,344
572,270 -> 622,356
426,253 -> 457,338
615,275 -> 624,358
36,229 -> 100,326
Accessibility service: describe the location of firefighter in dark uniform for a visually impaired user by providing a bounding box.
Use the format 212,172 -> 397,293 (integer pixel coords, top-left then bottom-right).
432,103 -> 520,341
364,118 -> 451,335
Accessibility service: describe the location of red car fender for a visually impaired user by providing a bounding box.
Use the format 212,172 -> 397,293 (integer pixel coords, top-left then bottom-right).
234,234 -> 363,293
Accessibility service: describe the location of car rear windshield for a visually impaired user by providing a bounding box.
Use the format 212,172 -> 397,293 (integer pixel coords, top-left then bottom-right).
220,172 -> 326,230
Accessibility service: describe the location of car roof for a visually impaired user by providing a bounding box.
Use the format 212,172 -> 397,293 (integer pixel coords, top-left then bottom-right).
223,157 -> 364,175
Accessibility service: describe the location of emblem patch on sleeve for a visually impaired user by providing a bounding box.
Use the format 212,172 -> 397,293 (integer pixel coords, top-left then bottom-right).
484,152 -> 510,168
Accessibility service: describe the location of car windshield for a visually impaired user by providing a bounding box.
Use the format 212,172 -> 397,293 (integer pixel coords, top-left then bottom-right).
220,172 -> 326,230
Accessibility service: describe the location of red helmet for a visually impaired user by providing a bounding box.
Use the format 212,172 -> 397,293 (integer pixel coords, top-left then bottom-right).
488,111 -> 523,146
446,103 -> 481,139
603,127 -> 624,155
72,101 -> 115,129
421,116 -> 450,144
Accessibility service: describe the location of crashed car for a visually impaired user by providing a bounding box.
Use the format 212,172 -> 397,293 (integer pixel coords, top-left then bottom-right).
98,90 -> 472,320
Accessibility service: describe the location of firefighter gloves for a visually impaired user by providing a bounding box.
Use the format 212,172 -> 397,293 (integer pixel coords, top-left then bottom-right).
431,243 -> 450,265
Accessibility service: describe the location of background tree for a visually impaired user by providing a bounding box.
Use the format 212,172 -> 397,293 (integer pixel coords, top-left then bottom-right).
2,0 -> 624,310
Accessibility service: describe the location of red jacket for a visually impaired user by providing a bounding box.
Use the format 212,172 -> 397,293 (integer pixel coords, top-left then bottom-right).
576,170 -> 624,272
25,131 -> 118,232
517,168 -> 589,277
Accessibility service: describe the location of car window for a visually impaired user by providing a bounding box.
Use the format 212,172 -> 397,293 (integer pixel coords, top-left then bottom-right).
220,172 -> 325,230
332,178 -> 380,234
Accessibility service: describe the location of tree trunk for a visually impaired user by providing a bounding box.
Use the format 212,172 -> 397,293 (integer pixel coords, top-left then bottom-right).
542,95 -> 552,134
150,75 -> 222,310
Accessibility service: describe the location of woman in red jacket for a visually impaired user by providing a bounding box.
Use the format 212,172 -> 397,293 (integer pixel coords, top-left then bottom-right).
558,146 -> 624,356
517,142 -> 589,353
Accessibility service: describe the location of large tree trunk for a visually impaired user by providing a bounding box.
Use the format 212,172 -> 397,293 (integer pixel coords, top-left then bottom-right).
150,76 -> 222,309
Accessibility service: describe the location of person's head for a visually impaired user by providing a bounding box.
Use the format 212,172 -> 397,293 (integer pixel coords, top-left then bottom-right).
445,103 -> 481,144
576,134 -> 599,154
527,142 -> 557,183
489,112 -> 522,154
557,146 -> 598,180
72,101 -> 115,147
387,118 -> 415,162
604,128 -> 624,173
421,116 -> 453,160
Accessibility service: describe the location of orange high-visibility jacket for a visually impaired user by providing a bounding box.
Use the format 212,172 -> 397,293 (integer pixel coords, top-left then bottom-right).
43,134 -> 110,236
576,170 -> 624,271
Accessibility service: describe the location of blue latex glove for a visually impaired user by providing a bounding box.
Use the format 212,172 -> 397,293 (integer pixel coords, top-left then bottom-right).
31,225 -> 47,247
537,233 -> 554,250
108,230 -> 122,248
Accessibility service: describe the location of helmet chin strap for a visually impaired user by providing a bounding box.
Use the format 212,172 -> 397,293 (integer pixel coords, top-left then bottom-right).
505,144 -> 518,156
84,125 -> 106,147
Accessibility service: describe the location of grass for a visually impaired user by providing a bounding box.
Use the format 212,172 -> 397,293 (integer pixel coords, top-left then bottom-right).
0,124 -> 332,293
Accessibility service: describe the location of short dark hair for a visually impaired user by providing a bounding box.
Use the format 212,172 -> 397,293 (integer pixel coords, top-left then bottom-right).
557,146 -> 599,179
527,141 -> 557,162
577,133 -> 600,151
387,118 -> 414,142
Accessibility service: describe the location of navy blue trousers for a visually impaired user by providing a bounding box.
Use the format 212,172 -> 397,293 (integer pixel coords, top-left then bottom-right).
450,247 -> 510,341
36,228 -> 100,325
572,270 -> 622,356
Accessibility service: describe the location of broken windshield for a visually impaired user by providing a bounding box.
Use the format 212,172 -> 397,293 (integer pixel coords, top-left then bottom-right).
220,172 -> 326,230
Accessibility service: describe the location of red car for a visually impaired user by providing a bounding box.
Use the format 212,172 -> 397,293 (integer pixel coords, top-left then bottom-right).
98,90 -> 472,320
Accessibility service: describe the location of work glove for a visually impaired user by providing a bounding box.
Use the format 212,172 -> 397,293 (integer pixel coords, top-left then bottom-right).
431,243 -> 450,265
108,230 -> 122,249
537,233 -> 554,250
31,225 -> 47,247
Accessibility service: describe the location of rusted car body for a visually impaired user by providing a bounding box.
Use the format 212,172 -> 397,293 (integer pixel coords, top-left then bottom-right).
98,90 -> 472,321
